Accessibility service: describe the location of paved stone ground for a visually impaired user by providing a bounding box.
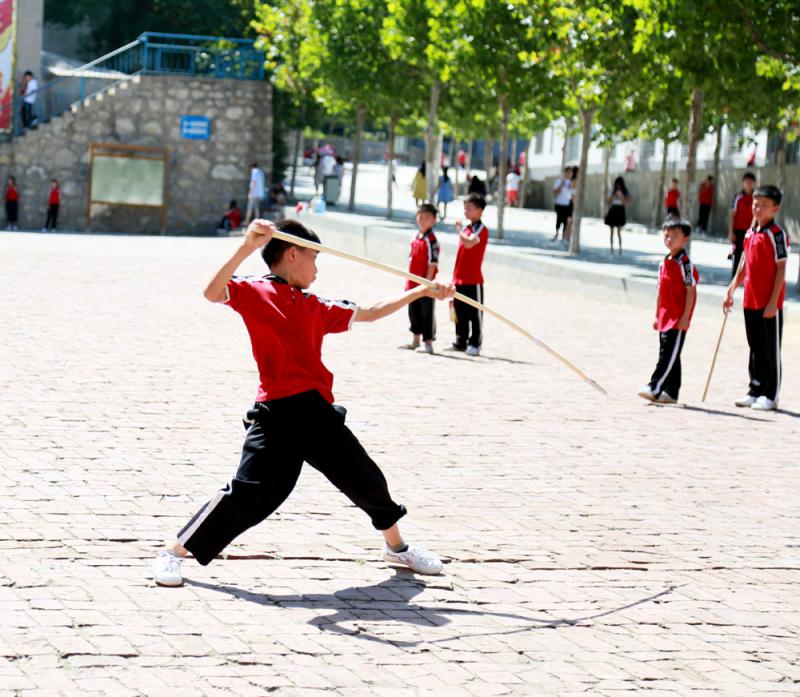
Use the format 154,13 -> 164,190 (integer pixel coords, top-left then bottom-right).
1,231 -> 799,696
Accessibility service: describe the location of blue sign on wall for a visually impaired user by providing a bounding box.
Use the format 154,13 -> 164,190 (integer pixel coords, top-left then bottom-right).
180,115 -> 211,140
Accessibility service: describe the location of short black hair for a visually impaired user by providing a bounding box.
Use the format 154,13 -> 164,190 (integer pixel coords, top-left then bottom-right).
671,178 -> 679,184
662,216 -> 692,236
261,218 -> 320,268
417,203 -> 437,217
229,199 -> 237,208
465,192 -> 486,210
753,185 -> 782,205
743,172 -> 756,182
24,70 -> 33,77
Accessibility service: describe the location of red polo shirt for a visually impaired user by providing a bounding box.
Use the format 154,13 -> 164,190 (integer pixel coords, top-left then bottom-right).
698,181 -> 714,206
744,221 -> 789,310
730,191 -> 753,231
225,274 -> 358,403
5,185 -> 18,202
453,221 -> 489,285
406,229 -> 439,290
49,188 -> 60,206
665,189 -> 680,209
656,250 -> 699,332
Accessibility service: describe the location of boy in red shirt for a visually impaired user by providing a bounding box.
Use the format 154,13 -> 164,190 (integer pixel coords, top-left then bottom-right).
399,203 -> 440,354
451,193 -> 489,356
152,218 -> 454,587
43,178 -> 60,231
696,175 -> 714,232
665,179 -> 680,217
724,185 -> 788,411
727,172 -> 756,279
5,175 -> 18,231
639,217 -> 698,404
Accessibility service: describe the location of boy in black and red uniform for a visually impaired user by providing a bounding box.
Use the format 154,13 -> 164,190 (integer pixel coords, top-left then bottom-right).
727,172 -> 756,278
665,179 -> 681,217
724,185 -> 788,411
400,203 -> 440,354
152,218 -> 453,587
451,193 -> 489,356
639,217 -> 698,404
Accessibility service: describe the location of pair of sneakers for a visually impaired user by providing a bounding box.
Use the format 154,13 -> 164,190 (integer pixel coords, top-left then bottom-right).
152,543 -> 444,587
399,341 -> 434,354
735,394 -> 777,411
449,343 -> 481,357
638,386 -> 676,404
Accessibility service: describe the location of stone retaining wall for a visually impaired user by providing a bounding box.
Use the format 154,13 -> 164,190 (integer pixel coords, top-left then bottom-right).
0,74 -> 272,234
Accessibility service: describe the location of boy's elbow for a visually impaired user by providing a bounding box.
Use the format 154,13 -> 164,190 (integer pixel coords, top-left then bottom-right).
203,287 -> 224,303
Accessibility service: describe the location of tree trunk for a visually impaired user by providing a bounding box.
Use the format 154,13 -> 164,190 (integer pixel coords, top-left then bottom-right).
424,80 -> 441,202
561,117 -> 572,168
485,130 -> 494,200
776,130 -> 787,192
653,140 -> 669,227
683,88 -> 704,227
452,132 -> 459,199
709,121 -> 723,234
347,105 -> 366,212
386,113 -> 397,219
602,145 -> 611,213
569,107 -> 594,256
520,134 -> 532,208
510,136 -> 518,170
497,100 -> 510,240
289,103 -> 305,199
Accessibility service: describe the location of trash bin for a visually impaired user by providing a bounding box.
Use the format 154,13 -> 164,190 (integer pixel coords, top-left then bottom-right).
323,175 -> 341,205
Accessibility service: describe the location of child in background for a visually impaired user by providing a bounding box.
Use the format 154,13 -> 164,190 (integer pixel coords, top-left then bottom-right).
219,199 -> 242,232
665,179 -> 681,217
399,203 -> 440,354
5,176 -> 18,231
451,193 -> 489,356
43,178 -> 59,231
639,218 -> 699,404
724,185 -> 788,411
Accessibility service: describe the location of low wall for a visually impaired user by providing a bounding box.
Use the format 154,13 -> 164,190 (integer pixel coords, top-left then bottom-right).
1,74 -> 272,234
538,165 -> 800,238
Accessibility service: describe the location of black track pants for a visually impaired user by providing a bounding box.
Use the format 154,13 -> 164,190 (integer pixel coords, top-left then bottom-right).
648,329 -> 685,399
743,308 -> 783,402
178,390 -> 407,565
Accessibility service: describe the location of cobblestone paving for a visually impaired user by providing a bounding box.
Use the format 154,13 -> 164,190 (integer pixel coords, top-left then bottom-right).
1,232 -> 799,696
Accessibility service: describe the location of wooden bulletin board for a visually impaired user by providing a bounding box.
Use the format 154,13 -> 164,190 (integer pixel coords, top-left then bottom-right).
88,143 -> 169,232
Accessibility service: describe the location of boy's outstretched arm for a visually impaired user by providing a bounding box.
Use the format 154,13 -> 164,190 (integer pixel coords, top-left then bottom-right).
355,283 -> 455,323
203,220 -> 275,303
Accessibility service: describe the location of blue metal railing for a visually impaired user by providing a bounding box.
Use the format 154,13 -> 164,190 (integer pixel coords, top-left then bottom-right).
3,32 -> 264,138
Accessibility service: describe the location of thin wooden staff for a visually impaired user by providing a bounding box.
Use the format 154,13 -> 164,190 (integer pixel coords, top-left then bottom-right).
702,309 -> 729,402
269,228 -> 607,395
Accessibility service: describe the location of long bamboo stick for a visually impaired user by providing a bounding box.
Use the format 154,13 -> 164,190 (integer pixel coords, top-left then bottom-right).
269,228 -> 607,395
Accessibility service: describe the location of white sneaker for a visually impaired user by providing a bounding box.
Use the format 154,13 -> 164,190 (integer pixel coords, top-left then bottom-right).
465,345 -> 480,356
416,342 -> 434,354
734,394 -> 758,408
657,391 -> 677,404
638,386 -> 657,402
751,396 -> 777,411
152,551 -> 184,587
398,342 -> 420,350
382,543 -> 443,575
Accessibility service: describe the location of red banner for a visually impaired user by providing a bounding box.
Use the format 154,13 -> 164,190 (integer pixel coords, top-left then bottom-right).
0,0 -> 14,130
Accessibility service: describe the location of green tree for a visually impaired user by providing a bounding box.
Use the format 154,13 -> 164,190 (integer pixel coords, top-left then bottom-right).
45,0 -> 257,57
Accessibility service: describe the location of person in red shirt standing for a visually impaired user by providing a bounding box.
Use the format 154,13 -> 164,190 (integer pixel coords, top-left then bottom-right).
43,178 -> 60,231
664,178 -> 681,217
451,193 -> 489,356
639,217 -> 698,404
724,185 -> 788,411
727,172 -> 756,279
399,203 -> 440,354
152,218 -> 455,587
696,175 -> 714,232
5,175 -> 19,231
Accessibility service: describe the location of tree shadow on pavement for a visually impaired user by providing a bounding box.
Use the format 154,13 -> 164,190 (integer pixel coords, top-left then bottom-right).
184,570 -> 677,648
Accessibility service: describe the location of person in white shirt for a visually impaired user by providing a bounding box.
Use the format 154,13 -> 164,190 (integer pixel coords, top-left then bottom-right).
245,163 -> 266,224
552,166 -> 573,242
506,167 -> 521,207
20,71 -> 38,130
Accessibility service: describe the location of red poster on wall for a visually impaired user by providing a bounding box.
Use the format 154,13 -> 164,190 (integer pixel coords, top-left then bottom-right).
0,0 -> 14,131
